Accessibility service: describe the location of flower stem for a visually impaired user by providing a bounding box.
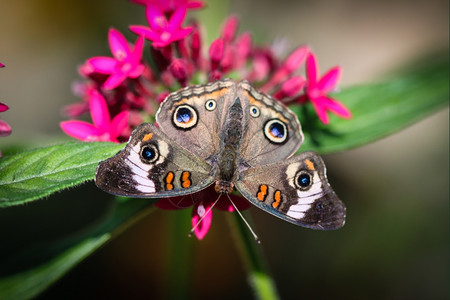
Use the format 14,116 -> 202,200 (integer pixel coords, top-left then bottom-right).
228,212 -> 280,300
166,209 -> 194,299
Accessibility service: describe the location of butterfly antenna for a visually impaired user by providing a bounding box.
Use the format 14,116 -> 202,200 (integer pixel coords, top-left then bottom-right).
188,193 -> 221,238
227,194 -> 260,244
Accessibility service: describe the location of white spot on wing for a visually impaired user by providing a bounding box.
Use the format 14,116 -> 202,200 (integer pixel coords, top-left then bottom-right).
286,163 -> 301,188
133,174 -> 155,193
287,210 -> 305,219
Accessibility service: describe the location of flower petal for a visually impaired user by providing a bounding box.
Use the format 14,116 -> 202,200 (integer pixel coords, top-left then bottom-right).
129,25 -> 154,39
146,4 -> 167,30
169,27 -> 193,42
209,38 -> 224,63
103,72 -> 128,90
191,200 -> 213,240
168,6 -> 188,31
87,57 -> 117,74
306,52 -> 318,85
318,66 -> 342,93
89,90 -> 111,129
0,119 -> 12,137
131,36 -> 145,63
311,100 -> 329,125
109,28 -> 131,59
0,103 -> 9,112
320,97 -> 352,119
60,120 -> 102,141
283,46 -> 309,73
221,15 -> 239,42
128,64 -> 145,78
110,110 -> 129,138
280,76 -> 305,97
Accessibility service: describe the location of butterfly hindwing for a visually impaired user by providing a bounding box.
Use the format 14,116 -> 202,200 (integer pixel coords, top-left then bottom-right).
236,151 -> 346,230
95,123 -> 215,198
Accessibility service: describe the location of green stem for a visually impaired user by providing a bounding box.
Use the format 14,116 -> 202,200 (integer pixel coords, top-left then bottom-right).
166,209 -> 194,300
228,212 -> 280,300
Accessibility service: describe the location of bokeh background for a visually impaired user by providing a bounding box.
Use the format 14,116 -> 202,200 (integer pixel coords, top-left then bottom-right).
0,0 -> 448,299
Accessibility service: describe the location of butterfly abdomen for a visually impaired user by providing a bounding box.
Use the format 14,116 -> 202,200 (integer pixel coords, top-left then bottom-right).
215,97 -> 244,194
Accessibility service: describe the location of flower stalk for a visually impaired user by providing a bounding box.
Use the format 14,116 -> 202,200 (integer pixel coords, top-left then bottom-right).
228,212 -> 280,300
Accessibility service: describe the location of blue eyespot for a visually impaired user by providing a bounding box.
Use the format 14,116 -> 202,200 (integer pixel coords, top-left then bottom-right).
141,145 -> 159,163
205,99 -> 217,111
176,107 -> 193,123
269,122 -> 285,138
250,105 -> 260,117
297,173 -> 311,188
264,119 -> 287,144
173,105 -> 198,129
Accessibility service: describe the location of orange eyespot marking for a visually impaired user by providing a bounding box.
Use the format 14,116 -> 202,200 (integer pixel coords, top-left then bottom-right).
165,172 -> 175,190
257,185 -> 268,201
181,171 -> 191,188
142,133 -> 153,142
304,159 -> 315,171
272,190 -> 282,209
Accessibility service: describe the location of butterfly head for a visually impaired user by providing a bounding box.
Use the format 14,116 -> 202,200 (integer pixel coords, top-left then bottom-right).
214,180 -> 235,194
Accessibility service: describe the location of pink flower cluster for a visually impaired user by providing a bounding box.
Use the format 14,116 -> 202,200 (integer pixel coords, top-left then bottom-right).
0,62 -> 11,157
60,0 -> 352,239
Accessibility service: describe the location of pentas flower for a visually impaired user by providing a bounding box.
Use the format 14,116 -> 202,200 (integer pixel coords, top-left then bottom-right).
60,90 -> 129,142
156,186 -> 250,240
131,0 -> 204,14
294,53 -> 352,124
85,28 -> 145,90
130,5 -> 192,48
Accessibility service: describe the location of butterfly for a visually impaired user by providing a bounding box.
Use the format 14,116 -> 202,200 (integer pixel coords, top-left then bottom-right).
95,79 -> 346,230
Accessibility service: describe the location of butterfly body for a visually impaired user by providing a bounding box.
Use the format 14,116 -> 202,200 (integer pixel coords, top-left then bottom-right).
95,79 -> 346,230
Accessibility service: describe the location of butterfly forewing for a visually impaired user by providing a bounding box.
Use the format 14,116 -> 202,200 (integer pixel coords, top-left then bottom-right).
95,124 -> 215,198
236,151 -> 346,230
237,81 -> 304,166
156,79 -> 237,160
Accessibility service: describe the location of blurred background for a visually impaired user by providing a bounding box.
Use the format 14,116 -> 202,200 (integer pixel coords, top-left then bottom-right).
0,0 -> 448,299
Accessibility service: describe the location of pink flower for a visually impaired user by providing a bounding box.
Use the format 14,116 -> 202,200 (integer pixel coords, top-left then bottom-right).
300,53 -> 351,125
0,103 -> 11,137
261,46 -> 309,92
169,58 -> 191,86
273,76 -> 305,100
60,90 -> 129,142
156,186 -> 250,240
0,62 -> 5,68
130,5 -> 193,48
130,0 -> 204,14
86,28 -> 145,90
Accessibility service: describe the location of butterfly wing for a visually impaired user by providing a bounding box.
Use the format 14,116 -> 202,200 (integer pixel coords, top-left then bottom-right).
156,79 -> 237,160
95,123 -> 215,198
237,81 -> 304,166
236,151 -> 345,230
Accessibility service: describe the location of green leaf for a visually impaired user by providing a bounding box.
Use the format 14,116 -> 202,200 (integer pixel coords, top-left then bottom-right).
294,54 -> 449,154
0,142 -> 124,207
0,198 -> 154,300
